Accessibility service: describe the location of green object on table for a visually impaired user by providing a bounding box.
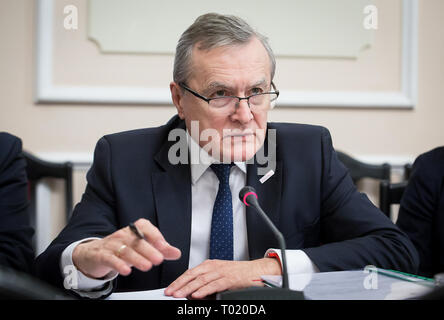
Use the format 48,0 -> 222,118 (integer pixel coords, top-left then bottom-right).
376,268 -> 435,286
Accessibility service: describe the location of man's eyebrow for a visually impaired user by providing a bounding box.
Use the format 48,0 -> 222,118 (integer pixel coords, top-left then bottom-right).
205,82 -> 231,90
201,82 -> 232,96
202,79 -> 269,95
250,79 -> 268,88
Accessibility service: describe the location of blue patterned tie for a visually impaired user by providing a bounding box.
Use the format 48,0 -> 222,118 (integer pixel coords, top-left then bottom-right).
209,163 -> 234,260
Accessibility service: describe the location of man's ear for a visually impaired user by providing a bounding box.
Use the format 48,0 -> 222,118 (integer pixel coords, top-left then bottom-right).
170,82 -> 185,119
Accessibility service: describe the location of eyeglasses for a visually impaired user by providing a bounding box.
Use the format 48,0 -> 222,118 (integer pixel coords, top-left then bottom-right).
179,82 -> 279,115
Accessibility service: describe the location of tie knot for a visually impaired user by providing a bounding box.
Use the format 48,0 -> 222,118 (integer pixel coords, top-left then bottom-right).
210,163 -> 233,182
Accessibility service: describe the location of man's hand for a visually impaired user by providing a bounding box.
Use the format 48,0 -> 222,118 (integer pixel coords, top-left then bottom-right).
164,257 -> 281,299
72,218 -> 181,279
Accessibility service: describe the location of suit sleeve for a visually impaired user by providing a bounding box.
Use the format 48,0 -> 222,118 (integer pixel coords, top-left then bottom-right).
396,154 -> 437,277
35,136 -> 118,292
302,128 -> 419,274
0,135 -> 34,274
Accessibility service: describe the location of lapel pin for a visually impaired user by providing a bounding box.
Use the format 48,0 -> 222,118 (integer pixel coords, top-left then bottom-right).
259,170 -> 275,184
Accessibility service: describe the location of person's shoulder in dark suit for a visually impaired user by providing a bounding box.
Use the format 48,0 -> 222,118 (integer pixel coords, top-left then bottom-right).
396,146 -> 444,277
0,132 -> 35,274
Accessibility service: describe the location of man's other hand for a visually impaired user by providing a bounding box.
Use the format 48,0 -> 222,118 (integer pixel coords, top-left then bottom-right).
164,257 -> 281,299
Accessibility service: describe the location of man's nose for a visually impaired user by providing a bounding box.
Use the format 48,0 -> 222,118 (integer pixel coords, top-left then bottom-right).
231,99 -> 252,124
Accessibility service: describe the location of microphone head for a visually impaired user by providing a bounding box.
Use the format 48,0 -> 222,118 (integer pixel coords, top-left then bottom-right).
239,186 -> 258,206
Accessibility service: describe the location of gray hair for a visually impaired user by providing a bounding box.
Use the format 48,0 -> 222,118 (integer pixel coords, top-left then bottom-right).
173,13 -> 276,85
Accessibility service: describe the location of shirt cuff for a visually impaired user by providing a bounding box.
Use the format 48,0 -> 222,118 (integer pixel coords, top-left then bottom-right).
60,237 -> 118,298
265,249 -> 320,274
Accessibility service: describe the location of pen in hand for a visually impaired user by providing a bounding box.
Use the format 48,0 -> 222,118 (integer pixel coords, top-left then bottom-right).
129,222 -> 146,240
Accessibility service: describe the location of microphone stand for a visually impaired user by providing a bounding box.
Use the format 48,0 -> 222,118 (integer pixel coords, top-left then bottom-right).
216,191 -> 304,300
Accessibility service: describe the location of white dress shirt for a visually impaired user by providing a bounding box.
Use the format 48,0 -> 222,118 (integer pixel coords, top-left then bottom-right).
188,134 -> 249,268
61,133 -> 318,297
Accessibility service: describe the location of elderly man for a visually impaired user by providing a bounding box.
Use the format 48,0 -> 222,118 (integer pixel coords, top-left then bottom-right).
36,13 -> 418,299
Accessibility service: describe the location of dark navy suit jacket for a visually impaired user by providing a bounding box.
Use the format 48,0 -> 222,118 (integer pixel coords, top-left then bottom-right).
35,116 -> 419,293
397,146 -> 444,277
0,132 -> 34,274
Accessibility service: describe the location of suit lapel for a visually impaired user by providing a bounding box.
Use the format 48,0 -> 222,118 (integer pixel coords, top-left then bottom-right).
152,123 -> 192,287
246,136 -> 283,259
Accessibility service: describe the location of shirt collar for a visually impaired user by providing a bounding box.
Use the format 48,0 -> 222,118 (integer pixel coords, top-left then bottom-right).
187,131 -> 246,185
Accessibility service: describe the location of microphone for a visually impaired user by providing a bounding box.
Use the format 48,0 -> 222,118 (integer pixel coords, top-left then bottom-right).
216,186 -> 304,300
239,186 -> 289,289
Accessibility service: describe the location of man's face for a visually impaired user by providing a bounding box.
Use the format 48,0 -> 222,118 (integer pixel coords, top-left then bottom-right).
171,37 -> 272,163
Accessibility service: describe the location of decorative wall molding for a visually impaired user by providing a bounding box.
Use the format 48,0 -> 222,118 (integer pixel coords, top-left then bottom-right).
35,151 -> 415,170
35,0 -> 418,108
88,0 -> 373,58
36,152 -> 93,170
